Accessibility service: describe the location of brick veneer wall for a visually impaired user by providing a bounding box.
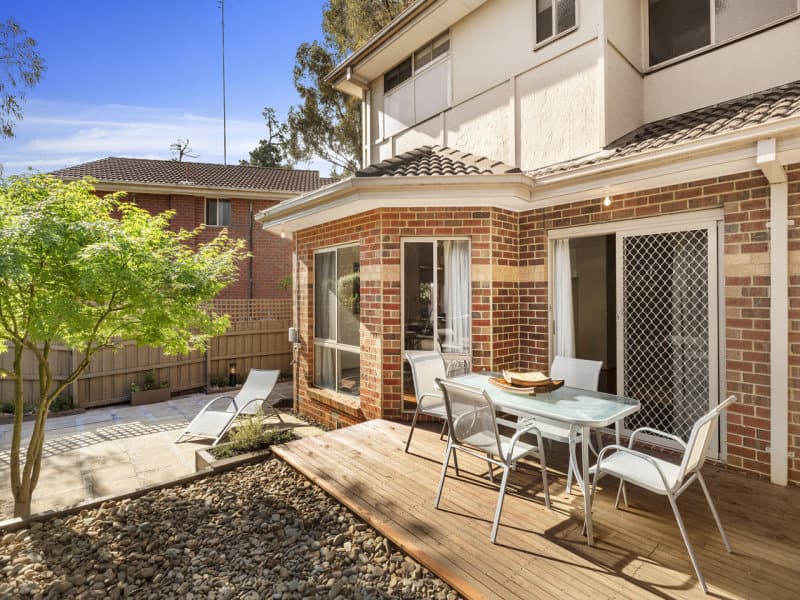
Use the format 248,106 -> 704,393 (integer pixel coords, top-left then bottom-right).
125,192 -> 292,300
291,165 -> 798,483
292,206 -> 522,428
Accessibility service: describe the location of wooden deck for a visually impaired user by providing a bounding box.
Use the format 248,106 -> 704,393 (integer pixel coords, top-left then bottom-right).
273,419 -> 800,600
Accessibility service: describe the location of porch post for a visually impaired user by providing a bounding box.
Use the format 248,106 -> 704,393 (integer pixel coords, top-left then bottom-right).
757,138 -> 789,486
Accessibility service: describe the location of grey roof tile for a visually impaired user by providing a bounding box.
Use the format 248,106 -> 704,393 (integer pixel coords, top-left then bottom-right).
50,157 -> 336,193
356,145 -> 519,178
532,80 -> 800,177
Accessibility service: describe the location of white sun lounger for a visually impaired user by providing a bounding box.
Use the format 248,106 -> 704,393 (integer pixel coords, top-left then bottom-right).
175,369 -> 283,445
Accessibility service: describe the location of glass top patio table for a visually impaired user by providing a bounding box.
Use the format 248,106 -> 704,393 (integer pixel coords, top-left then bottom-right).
448,372 -> 640,428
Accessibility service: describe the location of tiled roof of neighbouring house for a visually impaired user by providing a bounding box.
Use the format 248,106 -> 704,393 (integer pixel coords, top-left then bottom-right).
50,157 -> 338,193
533,79 -> 800,177
356,145 -> 520,177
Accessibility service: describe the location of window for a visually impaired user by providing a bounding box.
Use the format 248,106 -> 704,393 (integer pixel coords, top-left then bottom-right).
206,199 -> 231,227
648,0 -> 798,67
314,245 -> 360,396
402,239 -> 471,412
382,32 -> 450,137
535,0 -> 577,45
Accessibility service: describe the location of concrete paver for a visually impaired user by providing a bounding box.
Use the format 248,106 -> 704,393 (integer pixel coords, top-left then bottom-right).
0,382 -> 317,518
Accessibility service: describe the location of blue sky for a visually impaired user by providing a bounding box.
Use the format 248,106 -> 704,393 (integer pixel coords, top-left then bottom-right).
1,0 -> 330,176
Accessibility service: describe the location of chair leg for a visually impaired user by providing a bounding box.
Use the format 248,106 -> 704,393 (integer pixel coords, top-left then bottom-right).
486,452 -> 495,482
439,419 -> 448,441
697,472 -> 732,553
434,443 -> 453,509
452,447 -> 460,476
490,465 -> 511,544
667,494 -> 708,594
539,446 -> 551,510
566,462 -> 574,495
404,405 -> 422,453
614,479 -> 624,509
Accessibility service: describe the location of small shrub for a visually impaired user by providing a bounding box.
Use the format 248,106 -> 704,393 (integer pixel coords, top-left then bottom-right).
49,394 -> 73,413
209,374 -> 226,388
210,410 -> 296,459
1,401 -> 13,414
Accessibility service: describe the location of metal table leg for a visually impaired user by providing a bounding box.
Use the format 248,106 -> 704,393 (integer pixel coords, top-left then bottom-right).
568,424 -> 594,545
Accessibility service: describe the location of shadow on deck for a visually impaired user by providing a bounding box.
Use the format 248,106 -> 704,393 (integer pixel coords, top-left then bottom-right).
273,419 -> 800,600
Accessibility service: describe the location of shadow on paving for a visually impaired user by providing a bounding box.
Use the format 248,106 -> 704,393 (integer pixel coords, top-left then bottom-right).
0,421 -> 187,468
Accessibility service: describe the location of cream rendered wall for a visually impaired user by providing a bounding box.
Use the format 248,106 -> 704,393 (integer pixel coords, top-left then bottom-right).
643,18 -> 800,122
517,40 -> 601,170
365,0 -> 604,169
603,0 -> 644,145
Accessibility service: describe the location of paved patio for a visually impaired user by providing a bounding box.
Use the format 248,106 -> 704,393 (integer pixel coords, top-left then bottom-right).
0,382 -> 319,518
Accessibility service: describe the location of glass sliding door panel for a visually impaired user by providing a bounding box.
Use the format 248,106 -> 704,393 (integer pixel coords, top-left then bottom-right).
438,240 -> 471,354
402,242 -> 435,412
336,245 -> 360,347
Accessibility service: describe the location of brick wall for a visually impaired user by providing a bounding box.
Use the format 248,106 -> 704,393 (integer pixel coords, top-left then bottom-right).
124,192 -> 292,300
290,166 -> 798,483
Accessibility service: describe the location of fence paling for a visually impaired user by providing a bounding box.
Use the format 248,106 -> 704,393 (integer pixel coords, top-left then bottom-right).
0,318 -> 291,409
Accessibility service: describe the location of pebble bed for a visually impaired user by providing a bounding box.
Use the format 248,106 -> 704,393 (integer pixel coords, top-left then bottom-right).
0,459 -> 460,599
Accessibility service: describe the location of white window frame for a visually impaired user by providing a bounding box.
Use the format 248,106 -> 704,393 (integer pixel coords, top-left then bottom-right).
380,32 -> 451,140
533,0 -> 579,50
205,198 -> 231,227
644,0 -> 800,70
312,243 -> 361,396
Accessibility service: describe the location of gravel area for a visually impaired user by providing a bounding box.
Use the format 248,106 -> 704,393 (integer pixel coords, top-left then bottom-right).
0,459 -> 460,599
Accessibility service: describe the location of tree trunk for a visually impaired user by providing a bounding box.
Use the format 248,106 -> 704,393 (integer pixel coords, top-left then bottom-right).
14,498 -> 31,518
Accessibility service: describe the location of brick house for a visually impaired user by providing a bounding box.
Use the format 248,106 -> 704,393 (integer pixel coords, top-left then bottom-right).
51,157 -> 336,302
257,0 -> 800,487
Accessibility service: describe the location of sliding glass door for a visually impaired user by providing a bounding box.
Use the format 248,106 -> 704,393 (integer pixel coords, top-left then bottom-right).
401,239 -> 471,412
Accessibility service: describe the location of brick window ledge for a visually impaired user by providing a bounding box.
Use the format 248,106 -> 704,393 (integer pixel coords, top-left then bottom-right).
306,386 -> 363,421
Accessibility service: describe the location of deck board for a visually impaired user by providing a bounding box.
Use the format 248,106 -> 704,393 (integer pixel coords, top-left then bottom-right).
273,419 -> 800,600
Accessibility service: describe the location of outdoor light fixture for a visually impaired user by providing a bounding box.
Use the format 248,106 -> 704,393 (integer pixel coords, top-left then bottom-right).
603,195 -> 611,207
228,362 -> 237,387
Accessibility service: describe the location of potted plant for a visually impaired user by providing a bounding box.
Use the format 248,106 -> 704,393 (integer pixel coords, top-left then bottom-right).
130,370 -> 170,405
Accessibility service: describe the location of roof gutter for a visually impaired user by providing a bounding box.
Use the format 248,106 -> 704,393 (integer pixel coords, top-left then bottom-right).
67,179 -> 301,201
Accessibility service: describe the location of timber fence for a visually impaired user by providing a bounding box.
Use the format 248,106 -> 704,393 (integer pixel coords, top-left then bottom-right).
0,299 -> 292,409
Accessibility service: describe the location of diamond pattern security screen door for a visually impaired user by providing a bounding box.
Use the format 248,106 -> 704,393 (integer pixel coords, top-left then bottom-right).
617,223 -> 720,453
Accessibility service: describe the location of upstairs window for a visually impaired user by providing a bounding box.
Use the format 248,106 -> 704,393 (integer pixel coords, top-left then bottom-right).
382,32 -> 451,137
535,0 -> 577,45
206,199 -> 231,227
648,0 -> 798,67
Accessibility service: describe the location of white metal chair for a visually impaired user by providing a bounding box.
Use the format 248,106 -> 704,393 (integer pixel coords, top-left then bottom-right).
523,356 -> 603,493
589,395 -> 737,593
404,350 -> 450,454
435,378 -> 551,543
175,369 -> 282,446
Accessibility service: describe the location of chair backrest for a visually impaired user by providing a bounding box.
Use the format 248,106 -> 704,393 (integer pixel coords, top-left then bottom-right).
235,369 -> 279,405
550,356 -> 603,391
406,351 -> 447,402
678,395 -> 737,481
437,378 -> 502,457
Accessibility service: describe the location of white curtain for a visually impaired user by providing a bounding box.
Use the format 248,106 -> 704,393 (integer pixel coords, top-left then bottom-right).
553,239 -> 575,358
442,240 -> 470,353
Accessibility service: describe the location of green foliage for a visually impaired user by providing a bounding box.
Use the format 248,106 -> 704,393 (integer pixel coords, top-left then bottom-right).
285,0 -> 414,174
0,174 -> 248,516
209,374 -> 227,388
241,107 -> 295,168
211,410 -> 297,459
48,394 -> 72,413
131,370 -> 167,392
277,274 -> 292,290
1,401 -> 12,414
1,18 -> 45,138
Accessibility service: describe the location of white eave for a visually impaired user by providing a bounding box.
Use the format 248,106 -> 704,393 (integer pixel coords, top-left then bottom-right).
257,116 -> 800,236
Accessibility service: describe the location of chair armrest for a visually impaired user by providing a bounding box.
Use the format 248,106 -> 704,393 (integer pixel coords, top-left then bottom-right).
505,421 -> 545,462
594,444 -> 674,492
628,427 -> 687,449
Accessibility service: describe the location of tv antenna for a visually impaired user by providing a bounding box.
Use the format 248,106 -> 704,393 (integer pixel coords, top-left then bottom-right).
219,0 -> 228,165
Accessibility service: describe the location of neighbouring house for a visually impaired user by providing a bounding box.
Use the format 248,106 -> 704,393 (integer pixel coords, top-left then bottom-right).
256,0 -> 800,488
51,157 -> 336,302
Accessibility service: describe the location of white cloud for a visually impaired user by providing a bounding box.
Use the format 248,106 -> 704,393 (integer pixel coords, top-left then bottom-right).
0,100 -> 333,177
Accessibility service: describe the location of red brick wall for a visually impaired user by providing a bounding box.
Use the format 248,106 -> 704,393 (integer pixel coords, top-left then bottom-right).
121,192 -> 291,300
291,166 -> 798,484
